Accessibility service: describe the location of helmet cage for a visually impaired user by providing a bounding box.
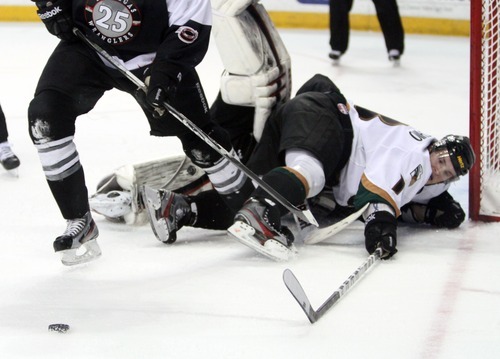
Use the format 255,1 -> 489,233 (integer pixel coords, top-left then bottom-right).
431,135 -> 475,179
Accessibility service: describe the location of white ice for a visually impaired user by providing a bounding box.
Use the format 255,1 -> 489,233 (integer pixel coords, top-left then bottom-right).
1,22 -> 499,359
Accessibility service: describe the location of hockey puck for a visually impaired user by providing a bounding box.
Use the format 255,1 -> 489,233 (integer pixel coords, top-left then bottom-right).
48,323 -> 70,333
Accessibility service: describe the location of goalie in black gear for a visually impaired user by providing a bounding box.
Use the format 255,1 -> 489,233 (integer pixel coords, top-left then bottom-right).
90,0 -> 291,226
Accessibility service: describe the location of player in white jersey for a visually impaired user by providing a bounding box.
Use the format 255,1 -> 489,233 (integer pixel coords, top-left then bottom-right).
137,73 -> 474,260
87,1 -> 472,260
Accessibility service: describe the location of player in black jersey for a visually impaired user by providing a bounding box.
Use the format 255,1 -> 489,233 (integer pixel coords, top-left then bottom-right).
28,0 -> 254,265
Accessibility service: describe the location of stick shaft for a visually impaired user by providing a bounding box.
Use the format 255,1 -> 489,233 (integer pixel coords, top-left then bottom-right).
316,248 -> 382,318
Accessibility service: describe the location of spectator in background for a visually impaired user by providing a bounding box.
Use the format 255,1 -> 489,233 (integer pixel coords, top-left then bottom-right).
329,0 -> 405,64
0,103 -> 20,172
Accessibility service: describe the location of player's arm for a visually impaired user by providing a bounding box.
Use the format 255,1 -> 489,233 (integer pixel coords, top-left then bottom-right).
147,0 -> 212,109
400,191 -> 465,229
354,176 -> 399,259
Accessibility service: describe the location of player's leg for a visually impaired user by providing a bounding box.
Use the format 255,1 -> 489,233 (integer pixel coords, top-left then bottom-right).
0,103 -> 7,143
210,92 -> 256,164
141,186 -> 234,243
0,104 -> 20,171
144,66 -> 255,215
328,0 -> 353,61
230,84 -> 350,259
28,41 -> 113,265
372,0 -> 405,62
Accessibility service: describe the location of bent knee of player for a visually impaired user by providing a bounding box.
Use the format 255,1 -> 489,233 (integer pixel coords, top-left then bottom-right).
28,91 -> 77,144
180,124 -> 232,168
285,149 -> 326,198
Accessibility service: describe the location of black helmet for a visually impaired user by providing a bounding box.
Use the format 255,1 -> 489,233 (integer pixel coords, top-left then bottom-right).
431,135 -> 476,177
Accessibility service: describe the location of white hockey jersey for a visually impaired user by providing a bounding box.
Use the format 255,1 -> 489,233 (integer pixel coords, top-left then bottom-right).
332,101 -> 438,217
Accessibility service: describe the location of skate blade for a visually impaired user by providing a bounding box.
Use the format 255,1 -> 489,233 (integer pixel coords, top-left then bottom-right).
5,167 -> 19,177
142,186 -> 162,209
58,240 -> 102,266
142,187 -> 171,242
151,218 -> 171,243
392,59 -> 401,68
228,221 -> 297,261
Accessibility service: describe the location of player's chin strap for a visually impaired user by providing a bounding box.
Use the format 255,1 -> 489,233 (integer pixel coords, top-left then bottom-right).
72,28 -> 318,227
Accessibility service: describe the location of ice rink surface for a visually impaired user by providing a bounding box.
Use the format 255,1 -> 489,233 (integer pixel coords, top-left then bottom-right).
1,22 -> 499,359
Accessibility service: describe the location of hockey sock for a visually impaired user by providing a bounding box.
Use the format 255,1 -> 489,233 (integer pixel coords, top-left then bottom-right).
252,167 -> 307,216
48,167 -> 90,219
189,190 -> 236,230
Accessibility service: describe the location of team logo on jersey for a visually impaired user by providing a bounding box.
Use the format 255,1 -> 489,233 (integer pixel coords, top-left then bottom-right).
337,103 -> 348,114
85,0 -> 142,45
176,26 -> 198,44
409,165 -> 423,186
392,176 -> 405,195
409,130 -> 430,142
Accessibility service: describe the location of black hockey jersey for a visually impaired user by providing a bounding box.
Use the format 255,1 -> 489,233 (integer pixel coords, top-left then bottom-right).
68,0 -> 212,74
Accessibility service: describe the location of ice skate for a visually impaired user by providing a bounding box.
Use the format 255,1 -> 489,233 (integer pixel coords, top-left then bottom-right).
141,186 -> 193,243
388,49 -> 401,67
328,50 -> 342,66
228,197 -> 297,261
0,141 -> 20,176
53,211 -> 101,266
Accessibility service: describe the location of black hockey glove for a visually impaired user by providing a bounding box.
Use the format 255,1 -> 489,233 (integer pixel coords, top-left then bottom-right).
145,65 -> 179,119
364,211 -> 398,259
424,191 -> 465,229
34,0 -> 74,41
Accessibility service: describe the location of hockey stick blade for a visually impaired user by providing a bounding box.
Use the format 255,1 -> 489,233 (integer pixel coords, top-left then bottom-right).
283,248 -> 382,324
73,28 -> 317,226
283,269 -> 318,323
304,203 -> 369,245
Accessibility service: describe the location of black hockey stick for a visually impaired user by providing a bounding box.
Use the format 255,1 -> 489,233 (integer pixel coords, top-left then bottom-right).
283,248 -> 383,323
73,28 -> 318,226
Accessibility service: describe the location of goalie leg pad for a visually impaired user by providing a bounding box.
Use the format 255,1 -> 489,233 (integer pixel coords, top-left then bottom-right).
89,155 -> 209,225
